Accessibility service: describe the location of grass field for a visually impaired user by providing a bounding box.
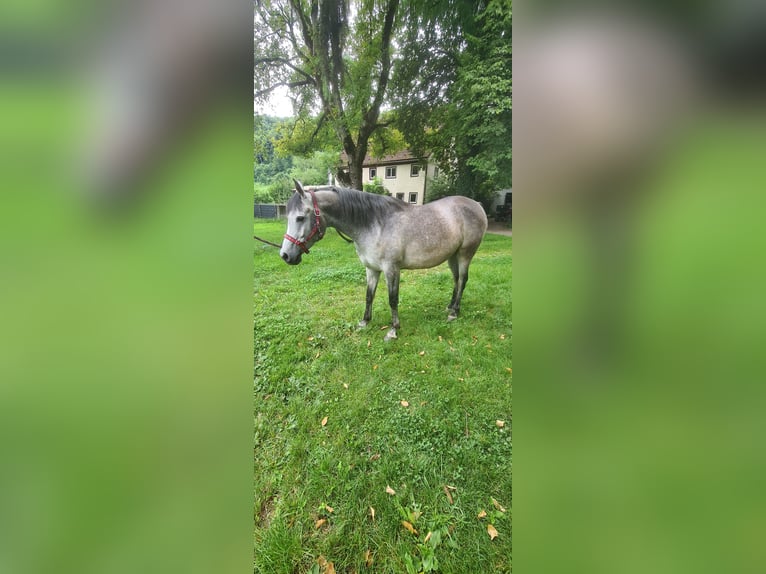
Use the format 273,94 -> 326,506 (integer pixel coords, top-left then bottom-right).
254,219 -> 512,573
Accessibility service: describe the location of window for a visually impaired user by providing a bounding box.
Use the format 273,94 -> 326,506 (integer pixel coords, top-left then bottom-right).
409,192 -> 418,204
396,193 -> 405,201
369,167 -> 376,179
433,165 -> 440,178
385,166 -> 397,179
410,164 -> 420,177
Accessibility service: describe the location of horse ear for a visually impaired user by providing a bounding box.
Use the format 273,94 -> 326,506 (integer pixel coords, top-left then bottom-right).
293,179 -> 305,196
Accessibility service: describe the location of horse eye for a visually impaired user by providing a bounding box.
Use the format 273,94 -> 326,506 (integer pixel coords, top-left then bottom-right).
296,216 -> 305,222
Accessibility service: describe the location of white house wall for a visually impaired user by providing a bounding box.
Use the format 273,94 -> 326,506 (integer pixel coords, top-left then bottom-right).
366,162 -> 429,205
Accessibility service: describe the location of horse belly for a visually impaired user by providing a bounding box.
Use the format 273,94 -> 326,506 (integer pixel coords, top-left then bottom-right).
401,239 -> 456,269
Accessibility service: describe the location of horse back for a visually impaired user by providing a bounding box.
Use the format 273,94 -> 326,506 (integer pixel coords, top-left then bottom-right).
389,196 -> 487,269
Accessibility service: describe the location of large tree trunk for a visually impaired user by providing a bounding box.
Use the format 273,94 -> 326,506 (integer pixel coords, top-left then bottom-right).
348,155 -> 364,190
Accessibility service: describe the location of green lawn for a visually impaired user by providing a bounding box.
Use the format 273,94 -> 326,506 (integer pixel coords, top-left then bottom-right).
254,219 -> 512,573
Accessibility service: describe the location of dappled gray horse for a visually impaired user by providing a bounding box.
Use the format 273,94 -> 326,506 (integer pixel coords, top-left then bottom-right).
280,180 -> 488,341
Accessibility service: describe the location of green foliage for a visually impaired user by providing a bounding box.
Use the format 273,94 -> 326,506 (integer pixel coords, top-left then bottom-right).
424,174 -> 456,203
362,176 -> 389,195
255,0 -> 404,188
254,115 -> 339,203
425,174 -> 498,214
273,114 -> 338,158
254,114 -> 294,191
256,0 -> 511,193
393,0 -> 512,200
368,122 -> 408,159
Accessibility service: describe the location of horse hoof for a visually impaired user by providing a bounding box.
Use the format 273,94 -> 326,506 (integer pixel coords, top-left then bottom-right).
447,313 -> 458,322
383,329 -> 397,342
357,320 -> 369,328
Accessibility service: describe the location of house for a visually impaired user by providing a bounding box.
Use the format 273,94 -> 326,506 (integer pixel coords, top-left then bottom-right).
339,150 -> 437,205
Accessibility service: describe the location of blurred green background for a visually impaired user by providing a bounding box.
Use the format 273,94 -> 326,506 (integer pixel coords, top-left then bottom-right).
0,2 -> 253,573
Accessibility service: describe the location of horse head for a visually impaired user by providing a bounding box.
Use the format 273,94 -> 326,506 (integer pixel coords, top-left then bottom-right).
280,179 -> 325,265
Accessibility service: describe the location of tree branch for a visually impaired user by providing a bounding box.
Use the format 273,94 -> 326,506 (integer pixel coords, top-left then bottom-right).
370,0 -> 399,114
254,80 -> 312,100
289,0 -> 314,56
254,57 -> 315,83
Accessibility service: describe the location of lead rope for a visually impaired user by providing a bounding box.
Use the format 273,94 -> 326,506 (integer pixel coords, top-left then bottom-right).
255,230 -> 353,249
253,235 -> 282,248
336,229 -> 354,243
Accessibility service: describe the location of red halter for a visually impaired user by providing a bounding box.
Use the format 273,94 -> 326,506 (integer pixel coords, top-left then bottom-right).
283,189 -> 324,254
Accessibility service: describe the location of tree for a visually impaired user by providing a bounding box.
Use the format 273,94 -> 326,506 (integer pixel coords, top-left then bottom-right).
254,115 -> 338,202
254,0 -> 401,190
392,0 -> 512,209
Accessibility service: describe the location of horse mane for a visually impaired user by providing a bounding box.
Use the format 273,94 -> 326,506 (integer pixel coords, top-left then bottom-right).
317,185 -> 408,227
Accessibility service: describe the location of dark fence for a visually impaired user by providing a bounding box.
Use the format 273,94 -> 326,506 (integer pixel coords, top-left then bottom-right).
253,204 -> 286,219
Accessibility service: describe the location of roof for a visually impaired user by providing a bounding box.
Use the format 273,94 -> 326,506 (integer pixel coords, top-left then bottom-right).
339,149 -> 428,167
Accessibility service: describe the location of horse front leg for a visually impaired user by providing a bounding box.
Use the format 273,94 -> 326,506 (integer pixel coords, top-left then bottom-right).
358,268 -> 381,328
383,268 -> 400,341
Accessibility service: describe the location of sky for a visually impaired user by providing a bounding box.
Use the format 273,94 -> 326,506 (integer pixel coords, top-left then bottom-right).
253,85 -> 294,117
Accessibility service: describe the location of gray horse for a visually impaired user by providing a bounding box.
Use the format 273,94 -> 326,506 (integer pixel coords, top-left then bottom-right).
280,180 -> 487,341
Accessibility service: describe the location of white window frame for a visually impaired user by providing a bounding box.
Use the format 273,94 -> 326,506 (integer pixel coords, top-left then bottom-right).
410,164 -> 420,177
369,167 -> 376,179
385,166 -> 397,179
409,192 -> 418,204
395,193 -> 405,201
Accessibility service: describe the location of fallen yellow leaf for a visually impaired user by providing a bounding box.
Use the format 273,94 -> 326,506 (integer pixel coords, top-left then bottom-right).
317,555 -> 327,567
478,509 -> 487,519
487,524 -> 498,540
369,506 -> 375,521
342,383 -> 349,389
373,364 -> 378,370
315,518 -> 327,529
367,340 -> 371,348
443,485 -> 454,505
496,420 -> 505,428
385,485 -> 396,495
370,453 -> 380,461
364,549 -> 373,567
324,504 -> 334,514
400,400 -> 409,407
325,562 -> 336,574
500,334 -> 506,340
505,367 -> 512,374
321,416 -> 328,427
401,520 -> 418,535
424,531 -> 432,543
438,336 -> 443,342
418,350 -> 425,356
491,497 -> 507,513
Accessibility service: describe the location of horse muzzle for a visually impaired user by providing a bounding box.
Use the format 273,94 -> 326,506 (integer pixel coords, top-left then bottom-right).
280,250 -> 302,265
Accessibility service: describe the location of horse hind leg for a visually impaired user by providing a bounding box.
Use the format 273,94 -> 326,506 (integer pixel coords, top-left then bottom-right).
447,252 -> 475,321
447,255 -> 460,313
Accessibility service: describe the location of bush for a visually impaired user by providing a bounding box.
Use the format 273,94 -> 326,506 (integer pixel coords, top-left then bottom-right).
424,175 -> 457,203
254,183 -> 273,203
363,176 -> 389,195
